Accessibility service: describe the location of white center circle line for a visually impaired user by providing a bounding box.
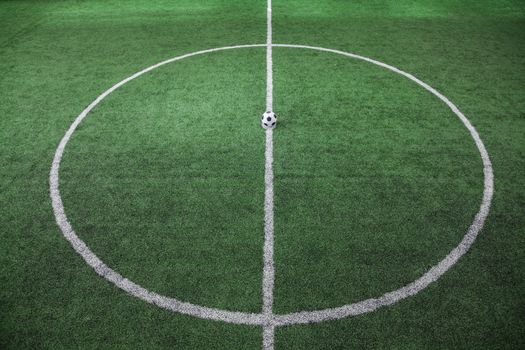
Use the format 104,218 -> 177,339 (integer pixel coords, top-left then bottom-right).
271,44 -> 494,325
49,44 -> 493,330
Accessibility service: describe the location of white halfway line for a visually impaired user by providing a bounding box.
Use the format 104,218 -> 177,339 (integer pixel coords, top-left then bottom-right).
266,0 -> 273,112
262,0 -> 276,349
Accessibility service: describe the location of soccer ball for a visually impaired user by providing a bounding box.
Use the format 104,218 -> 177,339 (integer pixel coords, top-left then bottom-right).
261,111 -> 277,129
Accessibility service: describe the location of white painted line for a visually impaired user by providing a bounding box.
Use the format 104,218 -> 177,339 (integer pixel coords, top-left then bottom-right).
266,0 -> 273,112
263,320 -> 275,350
49,44 -> 494,336
262,1 -> 276,349
262,128 -> 275,349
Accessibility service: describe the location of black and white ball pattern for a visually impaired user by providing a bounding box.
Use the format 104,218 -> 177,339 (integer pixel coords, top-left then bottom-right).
261,111 -> 277,129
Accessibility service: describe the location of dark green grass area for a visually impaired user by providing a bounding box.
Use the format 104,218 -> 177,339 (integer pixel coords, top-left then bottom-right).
60,48 -> 266,312
0,1 -> 267,349
271,0 -> 525,349
272,47 -> 483,312
1,0 -> 525,349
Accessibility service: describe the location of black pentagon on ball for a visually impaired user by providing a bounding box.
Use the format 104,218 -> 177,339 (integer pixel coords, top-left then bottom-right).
264,123 -> 269,126
267,117 -> 272,121
271,122 -> 276,125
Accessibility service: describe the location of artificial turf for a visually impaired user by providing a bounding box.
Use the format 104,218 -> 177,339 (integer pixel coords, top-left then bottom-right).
1,0 -> 524,349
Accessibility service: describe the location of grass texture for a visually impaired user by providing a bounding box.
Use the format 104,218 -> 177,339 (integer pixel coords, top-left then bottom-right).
1,0 -> 524,349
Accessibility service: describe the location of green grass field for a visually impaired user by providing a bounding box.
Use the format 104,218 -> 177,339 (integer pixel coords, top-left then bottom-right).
1,0 -> 524,349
